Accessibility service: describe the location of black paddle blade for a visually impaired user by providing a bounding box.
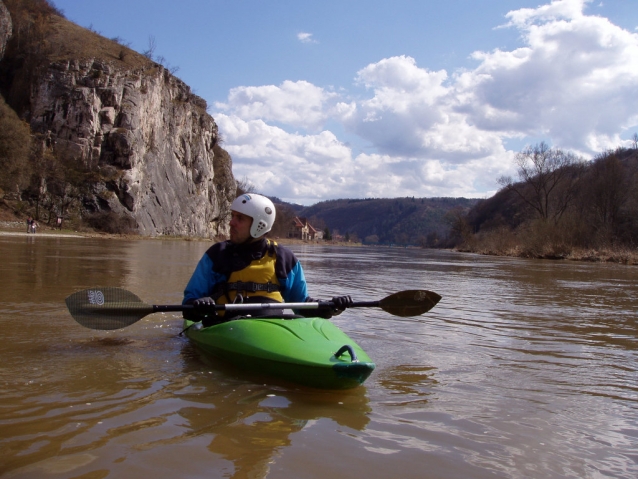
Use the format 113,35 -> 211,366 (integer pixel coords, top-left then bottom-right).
379,290 -> 442,317
65,287 -> 154,330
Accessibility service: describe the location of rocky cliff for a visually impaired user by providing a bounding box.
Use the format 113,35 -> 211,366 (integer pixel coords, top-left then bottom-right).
0,1 -> 235,237
31,58 -> 235,237
0,1 -> 10,60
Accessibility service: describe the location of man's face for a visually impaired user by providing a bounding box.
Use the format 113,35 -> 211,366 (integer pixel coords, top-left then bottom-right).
229,210 -> 253,244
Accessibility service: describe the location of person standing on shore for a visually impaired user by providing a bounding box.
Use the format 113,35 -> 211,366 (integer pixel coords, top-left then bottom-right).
26,217 -> 33,233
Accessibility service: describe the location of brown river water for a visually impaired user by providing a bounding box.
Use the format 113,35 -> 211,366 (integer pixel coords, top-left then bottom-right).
0,234 -> 636,478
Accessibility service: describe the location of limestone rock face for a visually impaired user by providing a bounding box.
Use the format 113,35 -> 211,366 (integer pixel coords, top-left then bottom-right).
0,1 -> 11,60
29,59 -> 235,237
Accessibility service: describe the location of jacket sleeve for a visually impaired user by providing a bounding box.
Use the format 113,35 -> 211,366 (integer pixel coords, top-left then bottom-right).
279,260 -> 309,303
182,254 -> 225,305
281,261 -> 336,318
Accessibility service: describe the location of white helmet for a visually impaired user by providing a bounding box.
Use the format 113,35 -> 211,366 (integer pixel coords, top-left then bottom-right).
231,194 -> 276,238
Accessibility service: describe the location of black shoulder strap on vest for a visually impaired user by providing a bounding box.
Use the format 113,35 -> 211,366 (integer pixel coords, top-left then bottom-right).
209,239 -> 281,302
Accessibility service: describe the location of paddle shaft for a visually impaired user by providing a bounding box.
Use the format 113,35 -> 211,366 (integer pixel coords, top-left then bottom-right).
152,301 -> 378,313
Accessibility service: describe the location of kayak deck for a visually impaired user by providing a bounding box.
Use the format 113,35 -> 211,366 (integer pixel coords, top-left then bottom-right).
184,316 -> 375,389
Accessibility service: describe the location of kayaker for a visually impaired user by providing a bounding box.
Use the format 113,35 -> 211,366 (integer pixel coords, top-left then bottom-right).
182,193 -> 353,326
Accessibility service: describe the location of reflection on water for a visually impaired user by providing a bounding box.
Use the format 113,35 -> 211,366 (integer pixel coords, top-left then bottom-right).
376,365 -> 437,406
0,236 -> 637,478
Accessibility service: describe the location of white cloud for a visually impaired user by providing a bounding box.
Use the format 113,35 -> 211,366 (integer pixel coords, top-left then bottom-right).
213,0 -> 638,203
215,112 -> 513,203
340,56 -> 454,157
297,32 -> 318,44
215,114 -> 356,203
502,0 -> 587,27
215,80 -> 340,131
338,55 -> 508,162
460,0 -> 638,152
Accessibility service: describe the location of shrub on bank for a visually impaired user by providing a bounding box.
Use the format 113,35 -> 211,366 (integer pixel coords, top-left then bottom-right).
472,226 -> 518,256
461,220 -> 637,264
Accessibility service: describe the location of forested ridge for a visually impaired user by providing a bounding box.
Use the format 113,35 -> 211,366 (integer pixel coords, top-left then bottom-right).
295,197 -> 477,246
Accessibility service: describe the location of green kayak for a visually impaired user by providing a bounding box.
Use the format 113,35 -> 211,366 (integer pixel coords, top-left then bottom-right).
183,316 -> 375,389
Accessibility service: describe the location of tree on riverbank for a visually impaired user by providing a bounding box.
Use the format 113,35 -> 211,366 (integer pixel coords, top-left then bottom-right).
461,143 -> 638,263
497,142 -> 584,224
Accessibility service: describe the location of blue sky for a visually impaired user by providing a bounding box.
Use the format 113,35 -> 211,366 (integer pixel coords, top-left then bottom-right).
52,0 -> 638,205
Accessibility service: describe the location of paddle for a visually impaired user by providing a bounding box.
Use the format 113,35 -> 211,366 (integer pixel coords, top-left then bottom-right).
65,287 -> 442,330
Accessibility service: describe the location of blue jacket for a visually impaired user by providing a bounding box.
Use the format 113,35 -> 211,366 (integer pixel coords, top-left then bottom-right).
183,239 -> 309,305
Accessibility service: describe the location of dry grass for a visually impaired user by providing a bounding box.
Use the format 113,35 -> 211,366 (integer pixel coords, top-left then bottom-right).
567,248 -> 638,265
46,15 -> 151,71
470,227 -> 519,256
460,232 -> 638,265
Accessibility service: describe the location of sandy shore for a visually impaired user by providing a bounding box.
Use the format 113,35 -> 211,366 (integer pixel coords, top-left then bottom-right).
0,231 -> 85,238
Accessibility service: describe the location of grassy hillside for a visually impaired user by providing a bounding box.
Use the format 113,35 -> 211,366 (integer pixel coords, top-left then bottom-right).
1,0 -> 175,114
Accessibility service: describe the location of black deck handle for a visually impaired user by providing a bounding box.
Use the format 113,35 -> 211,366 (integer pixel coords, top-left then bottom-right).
335,344 -> 358,362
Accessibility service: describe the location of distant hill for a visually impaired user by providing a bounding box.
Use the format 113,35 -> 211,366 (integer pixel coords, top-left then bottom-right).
279,197 -> 479,245
268,197 -> 304,214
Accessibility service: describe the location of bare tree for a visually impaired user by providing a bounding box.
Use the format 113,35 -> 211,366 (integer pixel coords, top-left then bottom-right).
632,132 -> 638,150
271,203 -> 295,238
142,35 -> 156,59
235,176 -> 256,196
498,142 -> 583,223
308,215 -> 326,232
587,151 -> 627,228
445,207 -> 473,246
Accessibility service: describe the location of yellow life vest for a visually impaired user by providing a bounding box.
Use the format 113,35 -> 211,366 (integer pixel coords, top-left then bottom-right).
216,240 -> 283,308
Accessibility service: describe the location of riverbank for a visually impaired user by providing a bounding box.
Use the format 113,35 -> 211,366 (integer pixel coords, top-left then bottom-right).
0,220 -> 138,240
3,220 -> 634,264
0,220 -> 358,247
457,243 -> 638,265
